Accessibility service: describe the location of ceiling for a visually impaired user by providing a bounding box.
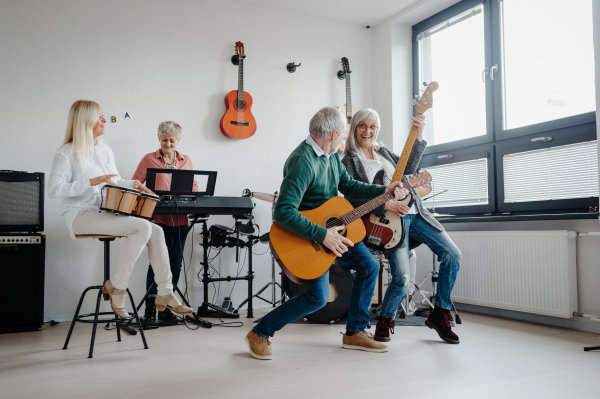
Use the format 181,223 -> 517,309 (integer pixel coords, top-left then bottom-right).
226,0 -> 421,27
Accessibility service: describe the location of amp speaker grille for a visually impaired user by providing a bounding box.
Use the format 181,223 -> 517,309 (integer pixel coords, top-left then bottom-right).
0,181 -> 41,225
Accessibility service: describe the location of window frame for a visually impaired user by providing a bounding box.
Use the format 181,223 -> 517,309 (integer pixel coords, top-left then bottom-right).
412,0 -> 495,155
490,0 -> 596,142
411,0 -> 598,217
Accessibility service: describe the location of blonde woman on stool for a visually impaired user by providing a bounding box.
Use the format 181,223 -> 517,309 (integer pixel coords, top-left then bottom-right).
48,100 -> 193,319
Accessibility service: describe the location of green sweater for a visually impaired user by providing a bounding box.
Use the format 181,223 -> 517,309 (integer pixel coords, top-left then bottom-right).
273,141 -> 386,243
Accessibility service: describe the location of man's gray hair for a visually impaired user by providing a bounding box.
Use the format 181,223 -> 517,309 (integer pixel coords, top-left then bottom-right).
309,107 -> 346,139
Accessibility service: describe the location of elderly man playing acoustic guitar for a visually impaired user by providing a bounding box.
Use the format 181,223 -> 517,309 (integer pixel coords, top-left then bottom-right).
245,107 -> 407,360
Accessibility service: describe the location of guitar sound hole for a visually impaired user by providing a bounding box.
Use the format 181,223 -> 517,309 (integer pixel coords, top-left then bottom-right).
321,217 -> 346,255
234,100 -> 246,111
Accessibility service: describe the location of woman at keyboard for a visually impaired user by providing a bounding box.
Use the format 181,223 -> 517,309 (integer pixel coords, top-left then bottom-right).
132,121 -> 198,324
48,100 -> 193,320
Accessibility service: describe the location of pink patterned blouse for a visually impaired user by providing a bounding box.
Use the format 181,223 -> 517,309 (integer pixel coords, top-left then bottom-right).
132,149 -> 198,226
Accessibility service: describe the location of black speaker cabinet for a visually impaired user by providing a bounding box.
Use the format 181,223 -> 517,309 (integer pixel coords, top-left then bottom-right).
0,171 -> 44,233
0,234 -> 45,333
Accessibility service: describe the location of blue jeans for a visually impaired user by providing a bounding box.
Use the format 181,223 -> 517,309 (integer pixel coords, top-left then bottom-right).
146,224 -> 189,297
254,242 -> 379,338
405,214 -> 461,310
379,246 -> 411,318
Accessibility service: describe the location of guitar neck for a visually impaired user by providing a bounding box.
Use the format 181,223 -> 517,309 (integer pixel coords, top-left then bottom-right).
340,180 -> 412,225
390,112 -> 422,183
345,74 -> 352,118
237,58 -> 244,102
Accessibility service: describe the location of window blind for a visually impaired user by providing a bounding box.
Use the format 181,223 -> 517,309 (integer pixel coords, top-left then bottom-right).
423,158 -> 488,208
415,4 -> 482,41
503,141 -> 599,203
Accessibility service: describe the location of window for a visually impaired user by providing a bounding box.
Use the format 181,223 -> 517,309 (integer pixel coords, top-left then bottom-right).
412,0 -> 597,216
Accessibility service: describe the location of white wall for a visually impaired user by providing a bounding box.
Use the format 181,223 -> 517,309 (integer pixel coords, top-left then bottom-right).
0,0 -> 374,319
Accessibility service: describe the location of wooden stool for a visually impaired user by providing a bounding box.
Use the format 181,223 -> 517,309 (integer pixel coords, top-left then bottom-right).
62,235 -> 148,358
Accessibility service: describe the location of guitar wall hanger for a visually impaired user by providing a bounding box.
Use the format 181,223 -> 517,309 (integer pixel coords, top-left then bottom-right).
287,62 -> 301,73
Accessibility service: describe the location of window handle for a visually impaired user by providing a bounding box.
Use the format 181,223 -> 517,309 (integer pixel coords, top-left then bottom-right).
437,154 -> 454,159
490,64 -> 498,81
531,137 -> 552,143
482,67 -> 489,83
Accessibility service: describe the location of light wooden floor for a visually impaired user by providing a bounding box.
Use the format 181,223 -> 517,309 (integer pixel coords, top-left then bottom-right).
1,308 -> 599,399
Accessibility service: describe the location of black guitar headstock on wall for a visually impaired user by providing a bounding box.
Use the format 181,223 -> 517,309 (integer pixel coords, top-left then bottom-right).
337,57 -> 351,80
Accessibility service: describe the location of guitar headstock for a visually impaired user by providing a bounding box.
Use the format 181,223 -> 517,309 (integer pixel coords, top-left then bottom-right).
407,171 -> 432,189
413,82 -> 438,114
235,41 -> 245,59
341,57 -> 351,75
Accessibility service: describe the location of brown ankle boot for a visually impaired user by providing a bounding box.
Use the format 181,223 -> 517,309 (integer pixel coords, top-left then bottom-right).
374,316 -> 394,342
245,329 -> 273,360
425,306 -> 459,344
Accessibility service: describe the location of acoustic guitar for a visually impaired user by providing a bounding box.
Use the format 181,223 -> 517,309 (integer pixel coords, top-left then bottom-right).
269,171 -> 432,285
219,41 -> 257,139
362,82 -> 438,252
337,57 -> 358,152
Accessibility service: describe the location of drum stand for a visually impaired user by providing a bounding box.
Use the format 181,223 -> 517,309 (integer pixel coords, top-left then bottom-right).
195,216 -> 259,319
242,200 -> 284,308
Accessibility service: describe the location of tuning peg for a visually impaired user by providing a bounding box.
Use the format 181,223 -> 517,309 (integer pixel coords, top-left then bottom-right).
411,99 -> 417,105
423,82 -> 428,87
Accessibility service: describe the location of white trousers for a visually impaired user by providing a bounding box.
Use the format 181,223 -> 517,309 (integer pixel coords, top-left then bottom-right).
72,210 -> 173,296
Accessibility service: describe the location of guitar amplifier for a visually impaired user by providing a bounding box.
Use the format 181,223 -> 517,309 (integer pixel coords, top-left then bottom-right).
0,171 -> 44,232
0,234 -> 45,333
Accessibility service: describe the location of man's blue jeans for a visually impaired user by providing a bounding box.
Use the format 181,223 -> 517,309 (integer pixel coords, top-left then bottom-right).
254,242 -> 379,338
379,213 -> 461,316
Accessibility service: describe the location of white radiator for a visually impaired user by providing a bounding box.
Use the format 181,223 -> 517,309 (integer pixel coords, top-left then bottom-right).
413,230 -> 578,318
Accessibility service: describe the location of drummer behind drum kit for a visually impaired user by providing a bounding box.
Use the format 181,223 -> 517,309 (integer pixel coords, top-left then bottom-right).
248,190 -> 353,323
100,184 -> 161,219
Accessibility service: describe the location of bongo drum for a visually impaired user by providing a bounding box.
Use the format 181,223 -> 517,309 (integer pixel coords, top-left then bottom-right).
134,192 -> 160,220
100,184 -> 140,216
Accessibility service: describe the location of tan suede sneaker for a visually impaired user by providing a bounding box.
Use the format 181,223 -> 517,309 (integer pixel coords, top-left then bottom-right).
245,329 -> 273,360
341,331 -> 388,352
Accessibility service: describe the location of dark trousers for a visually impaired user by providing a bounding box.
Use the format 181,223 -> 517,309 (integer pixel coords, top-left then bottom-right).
146,224 -> 189,298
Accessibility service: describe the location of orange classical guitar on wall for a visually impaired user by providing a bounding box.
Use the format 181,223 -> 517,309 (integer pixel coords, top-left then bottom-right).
220,41 -> 257,139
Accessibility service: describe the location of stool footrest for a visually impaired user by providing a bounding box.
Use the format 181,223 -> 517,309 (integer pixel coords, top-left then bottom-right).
75,311 -> 135,324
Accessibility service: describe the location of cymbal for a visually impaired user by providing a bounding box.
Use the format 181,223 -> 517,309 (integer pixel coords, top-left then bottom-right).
250,192 -> 278,203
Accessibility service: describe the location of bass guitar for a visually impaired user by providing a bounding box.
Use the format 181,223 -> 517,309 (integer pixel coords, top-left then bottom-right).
269,172 -> 432,285
362,81 -> 438,252
337,57 -> 358,152
219,41 -> 257,139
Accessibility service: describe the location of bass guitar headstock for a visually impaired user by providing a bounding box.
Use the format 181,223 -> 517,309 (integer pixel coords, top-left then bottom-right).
412,81 -> 438,114
406,171 -> 432,189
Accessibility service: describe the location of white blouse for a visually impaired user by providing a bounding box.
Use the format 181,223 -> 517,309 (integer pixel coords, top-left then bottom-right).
48,143 -> 134,238
356,149 -> 417,214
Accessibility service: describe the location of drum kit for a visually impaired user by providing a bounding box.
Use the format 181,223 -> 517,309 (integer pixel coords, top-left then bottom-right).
100,184 -> 161,220
249,190 -> 352,323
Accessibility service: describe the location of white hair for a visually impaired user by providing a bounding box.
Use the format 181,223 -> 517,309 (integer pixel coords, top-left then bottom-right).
157,121 -> 182,139
344,108 -> 383,156
309,107 -> 346,139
